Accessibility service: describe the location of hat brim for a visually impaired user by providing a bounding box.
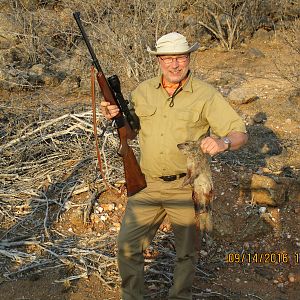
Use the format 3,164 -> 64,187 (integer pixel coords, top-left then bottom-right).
147,42 -> 200,55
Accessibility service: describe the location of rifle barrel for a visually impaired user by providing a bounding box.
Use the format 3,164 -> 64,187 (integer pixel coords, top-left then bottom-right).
73,12 -> 101,72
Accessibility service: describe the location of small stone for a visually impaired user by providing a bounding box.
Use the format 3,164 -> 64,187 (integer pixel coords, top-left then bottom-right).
243,242 -> 250,249
148,284 -> 157,290
259,207 -> 267,214
235,278 -> 241,283
253,112 -> 267,124
97,207 -> 104,213
288,273 -> 295,283
100,214 -> 108,221
101,203 -> 115,211
285,118 -> 292,124
91,214 -> 101,224
248,48 -> 265,58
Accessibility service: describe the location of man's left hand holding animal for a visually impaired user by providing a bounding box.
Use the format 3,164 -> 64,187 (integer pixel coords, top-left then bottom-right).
200,131 -> 248,156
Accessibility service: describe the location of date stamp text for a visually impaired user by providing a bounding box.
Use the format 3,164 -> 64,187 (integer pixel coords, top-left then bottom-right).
225,252 -> 300,264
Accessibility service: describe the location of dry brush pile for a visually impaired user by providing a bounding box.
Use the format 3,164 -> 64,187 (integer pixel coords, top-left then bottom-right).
0,96 -> 124,284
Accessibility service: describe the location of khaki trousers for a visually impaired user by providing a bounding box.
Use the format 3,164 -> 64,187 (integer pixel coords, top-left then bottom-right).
117,176 -> 197,300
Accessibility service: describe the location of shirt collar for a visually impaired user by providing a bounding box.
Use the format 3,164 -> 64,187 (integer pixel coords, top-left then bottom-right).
153,71 -> 193,93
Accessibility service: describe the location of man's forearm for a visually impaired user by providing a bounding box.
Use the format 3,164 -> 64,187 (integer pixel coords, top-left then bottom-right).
226,131 -> 248,151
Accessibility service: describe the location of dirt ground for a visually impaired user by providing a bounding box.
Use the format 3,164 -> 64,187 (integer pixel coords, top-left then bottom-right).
1,32 -> 300,300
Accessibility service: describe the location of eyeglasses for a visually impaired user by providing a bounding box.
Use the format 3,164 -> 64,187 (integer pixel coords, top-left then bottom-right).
159,55 -> 189,64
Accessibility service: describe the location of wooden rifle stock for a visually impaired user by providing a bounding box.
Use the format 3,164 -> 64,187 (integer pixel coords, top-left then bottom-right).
96,73 -> 147,196
73,11 -> 146,196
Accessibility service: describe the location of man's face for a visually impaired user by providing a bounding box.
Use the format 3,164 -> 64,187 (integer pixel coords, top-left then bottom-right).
158,54 -> 190,83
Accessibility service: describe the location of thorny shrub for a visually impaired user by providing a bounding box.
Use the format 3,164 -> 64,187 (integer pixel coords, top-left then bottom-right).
0,0 -> 299,88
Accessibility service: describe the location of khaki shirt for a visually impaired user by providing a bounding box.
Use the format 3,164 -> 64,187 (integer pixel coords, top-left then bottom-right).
131,72 -> 246,177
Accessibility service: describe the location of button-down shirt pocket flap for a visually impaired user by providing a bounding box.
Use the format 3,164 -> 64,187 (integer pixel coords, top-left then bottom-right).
177,110 -> 200,123
135,105 -> 157,117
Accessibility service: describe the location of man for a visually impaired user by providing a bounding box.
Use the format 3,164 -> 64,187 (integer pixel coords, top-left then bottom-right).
101,32 -> 248,300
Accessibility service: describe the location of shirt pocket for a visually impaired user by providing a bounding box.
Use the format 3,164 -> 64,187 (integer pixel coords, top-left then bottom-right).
135,104 -> 157,118
135,104 -> 157,137
174,110 -> 206,143
177,110 -> 201,127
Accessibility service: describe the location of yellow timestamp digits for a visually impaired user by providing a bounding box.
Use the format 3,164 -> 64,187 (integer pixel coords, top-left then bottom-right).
225,252 -> 290,264
294,252 -> 300,264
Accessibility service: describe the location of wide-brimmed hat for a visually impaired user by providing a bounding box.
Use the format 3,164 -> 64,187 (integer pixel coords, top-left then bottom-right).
147,32 -> 199,55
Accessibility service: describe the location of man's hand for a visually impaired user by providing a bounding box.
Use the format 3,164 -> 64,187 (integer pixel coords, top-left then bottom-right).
100,101 -> 120,120
200,132 -> 248,156
200,137 -> 227,156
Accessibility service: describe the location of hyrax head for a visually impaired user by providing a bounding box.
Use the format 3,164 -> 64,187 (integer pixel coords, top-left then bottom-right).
177,140 -> 202,156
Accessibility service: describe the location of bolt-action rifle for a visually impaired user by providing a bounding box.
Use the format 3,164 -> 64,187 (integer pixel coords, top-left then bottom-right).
73,12 -> 146,196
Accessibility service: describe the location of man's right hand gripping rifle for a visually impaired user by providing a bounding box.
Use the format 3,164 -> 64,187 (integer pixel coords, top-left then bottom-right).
73,12 -> 146,197
101,101 -> 120,121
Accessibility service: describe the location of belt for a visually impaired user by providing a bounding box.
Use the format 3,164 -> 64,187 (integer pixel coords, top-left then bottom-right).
159,173 -> 186,181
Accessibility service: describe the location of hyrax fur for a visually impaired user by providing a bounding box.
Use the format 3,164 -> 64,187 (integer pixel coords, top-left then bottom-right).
177,139 -> 214,233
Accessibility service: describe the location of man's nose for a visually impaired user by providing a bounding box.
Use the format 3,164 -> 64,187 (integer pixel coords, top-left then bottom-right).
170,59 -> 179,67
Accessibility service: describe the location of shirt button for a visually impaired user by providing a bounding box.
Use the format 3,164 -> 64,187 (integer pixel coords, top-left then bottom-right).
163,115 -> 167,118
160,152 -> 163,154
161,133 -> 164,136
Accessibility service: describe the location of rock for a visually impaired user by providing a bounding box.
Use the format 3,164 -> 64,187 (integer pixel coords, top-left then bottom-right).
0,36 -> 11,50
260,208 -> 282,237
30,64 -> 46,76
90,213 -> 101,224
253,112 -> 267,124
288,273 -> 296,283
276,177 -> 300,202
101,203 -> 115,211
239,174 -> 288,206
247,48 -> 265,58
259,207 -> 267,214
227,87 -> 259,105
252,28 -> 274,41
200,250 -> 208,257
